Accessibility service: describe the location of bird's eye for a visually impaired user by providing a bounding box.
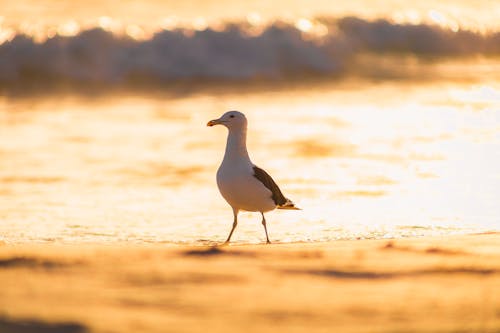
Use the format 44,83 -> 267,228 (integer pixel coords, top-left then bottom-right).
229,115 -> 235,118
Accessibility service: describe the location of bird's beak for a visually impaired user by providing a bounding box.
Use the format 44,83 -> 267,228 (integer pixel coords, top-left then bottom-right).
207,119 -> 221,127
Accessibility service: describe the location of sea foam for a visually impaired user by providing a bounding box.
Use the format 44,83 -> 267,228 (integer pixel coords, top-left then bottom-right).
0,17 -> 498,90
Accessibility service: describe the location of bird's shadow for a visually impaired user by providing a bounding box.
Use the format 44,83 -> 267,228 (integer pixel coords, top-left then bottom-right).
182,245 -> 256,257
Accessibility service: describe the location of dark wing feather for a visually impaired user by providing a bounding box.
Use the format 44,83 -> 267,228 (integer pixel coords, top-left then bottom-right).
252,166 -> 287,206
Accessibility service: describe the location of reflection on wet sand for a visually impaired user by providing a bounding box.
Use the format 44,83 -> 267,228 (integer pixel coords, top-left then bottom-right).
119,163 -> 206,186
292,139 -> 355,158
0,81 -> 498,243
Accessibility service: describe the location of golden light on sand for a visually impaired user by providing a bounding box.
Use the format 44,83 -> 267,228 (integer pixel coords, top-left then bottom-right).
0,2 -> 499,333
1,80 -> 497,244
0,234 -> 499,332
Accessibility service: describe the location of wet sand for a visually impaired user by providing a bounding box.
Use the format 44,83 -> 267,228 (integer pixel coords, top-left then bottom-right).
0,233 -> 499,333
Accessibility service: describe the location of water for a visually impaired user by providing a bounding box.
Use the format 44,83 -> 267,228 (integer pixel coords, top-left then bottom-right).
0,1 -> 499,243
1,16 -> 499,92
0,81 -> 498,244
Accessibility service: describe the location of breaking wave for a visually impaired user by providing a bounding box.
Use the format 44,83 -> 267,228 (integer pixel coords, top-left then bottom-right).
0,16 -> 499,92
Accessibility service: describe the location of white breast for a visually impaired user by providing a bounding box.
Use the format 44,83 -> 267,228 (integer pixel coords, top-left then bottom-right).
216,161 -> 276,212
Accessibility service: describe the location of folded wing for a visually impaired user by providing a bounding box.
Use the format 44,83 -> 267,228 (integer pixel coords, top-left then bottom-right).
252,166 -> 300,210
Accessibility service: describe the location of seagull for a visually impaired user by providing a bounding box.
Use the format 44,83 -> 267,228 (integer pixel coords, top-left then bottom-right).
207,110 -> 299,244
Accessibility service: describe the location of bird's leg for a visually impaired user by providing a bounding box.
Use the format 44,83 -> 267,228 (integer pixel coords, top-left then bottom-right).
224,209 -> 239,244
261,212 -> 271,244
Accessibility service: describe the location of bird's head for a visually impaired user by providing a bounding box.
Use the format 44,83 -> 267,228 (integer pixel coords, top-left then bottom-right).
207,110 -> 247,131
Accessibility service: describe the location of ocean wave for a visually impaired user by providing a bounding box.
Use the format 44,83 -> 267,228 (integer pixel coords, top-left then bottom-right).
0,17 -> 499,91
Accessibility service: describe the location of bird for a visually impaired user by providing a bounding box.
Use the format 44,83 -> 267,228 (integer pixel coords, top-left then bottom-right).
207,110 -> 299,244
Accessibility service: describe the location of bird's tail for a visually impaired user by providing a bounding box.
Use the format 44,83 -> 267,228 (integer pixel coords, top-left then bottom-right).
277,198 -> 301,210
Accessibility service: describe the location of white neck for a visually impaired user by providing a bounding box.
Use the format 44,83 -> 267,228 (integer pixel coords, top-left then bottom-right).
223,127 -> 250,164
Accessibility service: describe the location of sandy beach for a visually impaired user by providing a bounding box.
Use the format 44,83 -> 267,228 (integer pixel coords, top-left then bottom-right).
1,1 -> 499,332
1,233 -> 498,333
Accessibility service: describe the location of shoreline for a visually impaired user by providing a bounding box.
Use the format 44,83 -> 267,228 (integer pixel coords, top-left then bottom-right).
1,229 -> 497,247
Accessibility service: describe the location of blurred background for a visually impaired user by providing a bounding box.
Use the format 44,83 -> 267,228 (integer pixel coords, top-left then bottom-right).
0,0 -> 499,243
